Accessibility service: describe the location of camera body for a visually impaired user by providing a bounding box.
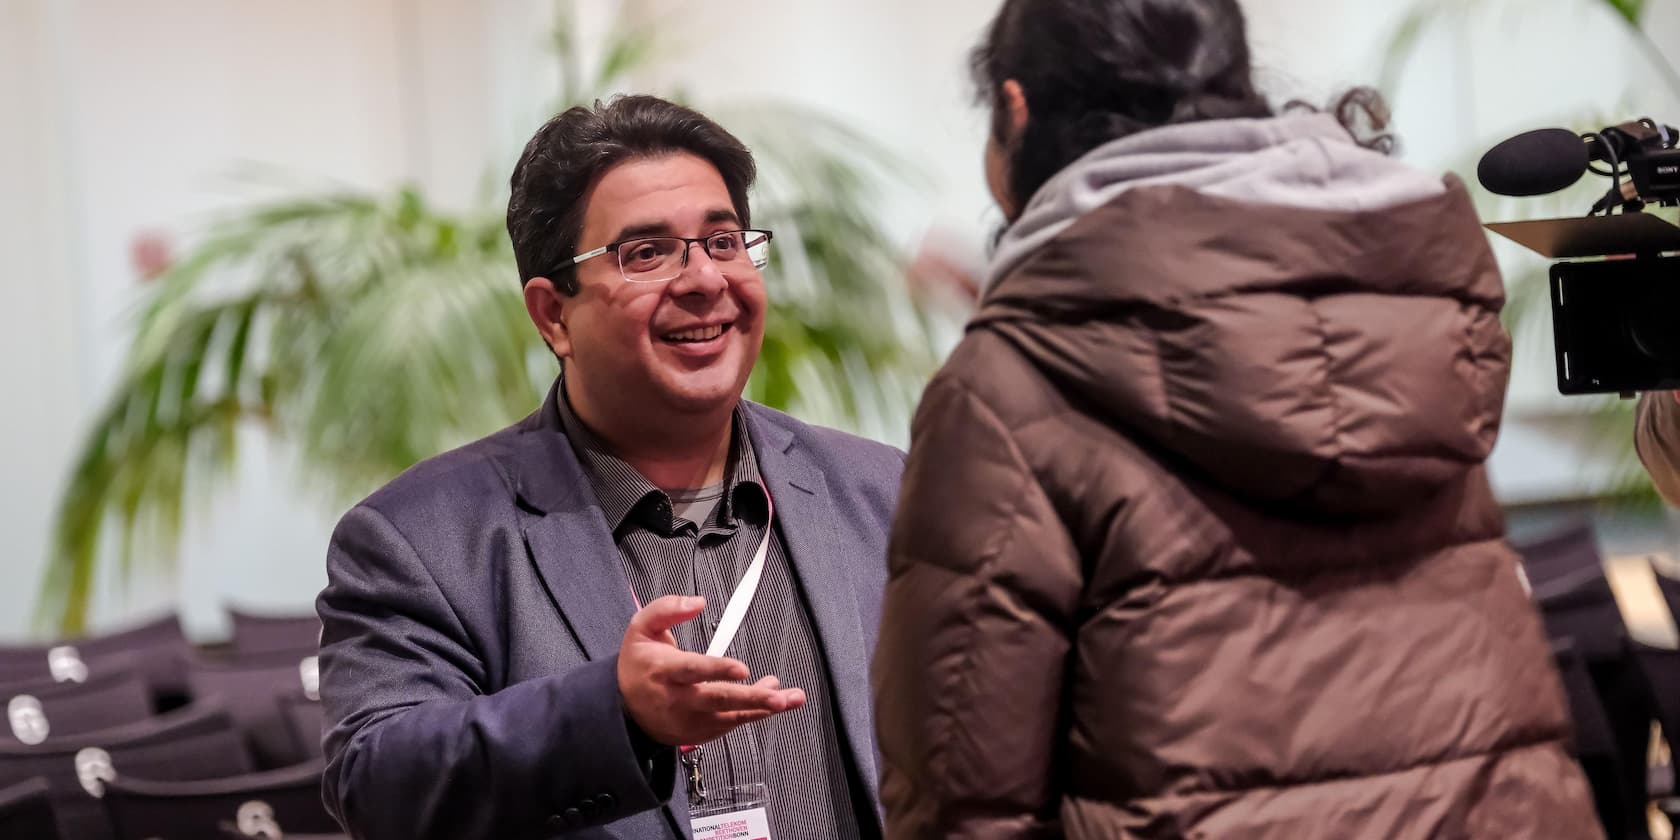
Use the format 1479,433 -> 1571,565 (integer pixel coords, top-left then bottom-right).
1487,214 -> 1680,396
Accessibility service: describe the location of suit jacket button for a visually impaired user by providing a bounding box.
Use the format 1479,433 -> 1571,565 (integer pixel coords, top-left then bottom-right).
564,806 -> 583,822
597,793 -> 616,811
546,814 -> 569,831
579,798 -> 600,817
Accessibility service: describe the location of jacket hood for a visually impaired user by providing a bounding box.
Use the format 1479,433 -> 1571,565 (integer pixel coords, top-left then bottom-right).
974,116 -> 1510,516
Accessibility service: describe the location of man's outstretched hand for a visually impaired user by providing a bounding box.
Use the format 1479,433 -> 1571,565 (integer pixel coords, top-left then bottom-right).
618,595 -> 806,747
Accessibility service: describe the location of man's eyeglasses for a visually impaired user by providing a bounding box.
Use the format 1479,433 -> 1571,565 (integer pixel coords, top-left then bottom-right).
571,229 -> 773,284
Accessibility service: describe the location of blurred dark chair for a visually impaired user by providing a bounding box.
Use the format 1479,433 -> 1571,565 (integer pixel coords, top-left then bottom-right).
0,650 -> 143,693
0,777 -> 59,840
1554,639 -> 1640,839
0,700 -> 250,840
1636,642 -> 1680,724
227,608 -> 321,659
4,668 -> 152,746
0,614 -> 190,708
1514,519 -> 1602,590
1633,642 -> 1680,833
1633,642 -> 1680,765
1534,562 -> 1631,660
185,653 -> 319,769
277,690 -> 323,762
1537,565 -> 1656,840
103,759 -> 338,840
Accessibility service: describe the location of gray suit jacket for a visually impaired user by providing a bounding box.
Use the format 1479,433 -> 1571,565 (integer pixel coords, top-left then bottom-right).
316,381 -> 905,839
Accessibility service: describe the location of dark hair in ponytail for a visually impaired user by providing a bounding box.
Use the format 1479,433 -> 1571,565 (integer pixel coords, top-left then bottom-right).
972,0 -> 1393,211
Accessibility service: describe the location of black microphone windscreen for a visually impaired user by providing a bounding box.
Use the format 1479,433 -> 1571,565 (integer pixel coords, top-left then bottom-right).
1478,128 -> 1590,197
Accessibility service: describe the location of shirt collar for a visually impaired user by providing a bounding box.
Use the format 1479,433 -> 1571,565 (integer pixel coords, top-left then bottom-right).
557,381 -> 767,535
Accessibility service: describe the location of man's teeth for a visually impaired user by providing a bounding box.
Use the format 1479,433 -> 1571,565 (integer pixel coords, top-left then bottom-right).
666,324 -> 726,342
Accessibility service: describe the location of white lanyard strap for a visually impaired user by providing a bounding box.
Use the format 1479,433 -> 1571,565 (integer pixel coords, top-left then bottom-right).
705,527 -> 771,658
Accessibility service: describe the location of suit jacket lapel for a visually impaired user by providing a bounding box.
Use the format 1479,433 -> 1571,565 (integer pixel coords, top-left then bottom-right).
505,382 -> 689,837
506,381 -> 637,663
744,406 -> 881,810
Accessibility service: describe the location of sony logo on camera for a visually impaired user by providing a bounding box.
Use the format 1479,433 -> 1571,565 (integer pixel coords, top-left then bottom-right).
1479,117 -> 1680,397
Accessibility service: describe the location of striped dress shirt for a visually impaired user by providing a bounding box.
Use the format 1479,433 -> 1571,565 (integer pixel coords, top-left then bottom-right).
559,393 -> 866,840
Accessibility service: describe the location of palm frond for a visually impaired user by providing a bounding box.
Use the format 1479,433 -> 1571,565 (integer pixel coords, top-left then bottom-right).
1604,0 -> 1647,26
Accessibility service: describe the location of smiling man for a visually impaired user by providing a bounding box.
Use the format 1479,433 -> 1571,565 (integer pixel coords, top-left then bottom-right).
316,96 -> 904,840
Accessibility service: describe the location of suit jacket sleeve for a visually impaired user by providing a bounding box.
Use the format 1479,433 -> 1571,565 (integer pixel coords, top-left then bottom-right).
1637,392 -> 1680,507
872,377 -> 1081,839
317,503 -> 675,840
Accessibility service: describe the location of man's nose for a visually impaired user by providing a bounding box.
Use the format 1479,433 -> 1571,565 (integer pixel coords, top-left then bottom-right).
667,241 -> 729,297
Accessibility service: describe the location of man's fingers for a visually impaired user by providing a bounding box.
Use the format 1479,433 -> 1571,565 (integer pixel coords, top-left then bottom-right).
691,681 -> 803,714
630,595 -> 706,639
656,651 -> 750,685
716,709 -> 776,727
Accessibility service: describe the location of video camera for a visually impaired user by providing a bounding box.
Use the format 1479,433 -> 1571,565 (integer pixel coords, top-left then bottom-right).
1479,119 -> 1680,396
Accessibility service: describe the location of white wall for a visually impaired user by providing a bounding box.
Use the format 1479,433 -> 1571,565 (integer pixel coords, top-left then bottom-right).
0,0 -> 83,642
0,0 -> 518,640
3,0 -> 1677,641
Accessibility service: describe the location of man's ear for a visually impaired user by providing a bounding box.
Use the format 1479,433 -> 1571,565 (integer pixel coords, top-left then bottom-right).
523,277 -> 572,360
1002,79 -> 1029,142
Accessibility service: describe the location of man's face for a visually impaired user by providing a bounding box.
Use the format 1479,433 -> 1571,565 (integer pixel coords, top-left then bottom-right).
554,153 -> 766,423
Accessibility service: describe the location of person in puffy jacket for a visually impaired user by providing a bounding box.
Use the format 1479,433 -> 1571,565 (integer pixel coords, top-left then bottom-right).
872,1 -> 1603,837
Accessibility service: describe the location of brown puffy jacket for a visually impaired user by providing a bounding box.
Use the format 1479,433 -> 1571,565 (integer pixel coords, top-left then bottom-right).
873,180 -> 1601,838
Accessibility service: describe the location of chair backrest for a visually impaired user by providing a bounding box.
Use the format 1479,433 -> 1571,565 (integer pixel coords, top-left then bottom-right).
0,776 -> 60,840
1552,639 -> 1637,840
0,615 -> 183,667
1515,520 -> 1603,589
0,615 -> 190,702
1633,642 -> 1680,757
1554,640 -> 1619,758
103,760 -> 338,840
277,691 -> 324,762
0,700 -> 236,770
0,701 -> 251,840
4,669 -> 152,746
186,654 -> 320,769
227,608 -> 321,658
1534,567 -> 1631,661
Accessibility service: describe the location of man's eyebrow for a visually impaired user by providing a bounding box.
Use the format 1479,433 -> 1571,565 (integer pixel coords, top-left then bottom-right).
704,208 -> 742,227
611,209 -> 742,243
612,221 -> 676,242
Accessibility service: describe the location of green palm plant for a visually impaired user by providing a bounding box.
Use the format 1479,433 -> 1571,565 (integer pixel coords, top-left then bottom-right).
39,4 -> 949,634
1384,0 -> 1677,506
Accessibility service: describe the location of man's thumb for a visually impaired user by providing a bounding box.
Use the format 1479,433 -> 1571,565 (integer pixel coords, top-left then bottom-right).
631,595 -> 705,638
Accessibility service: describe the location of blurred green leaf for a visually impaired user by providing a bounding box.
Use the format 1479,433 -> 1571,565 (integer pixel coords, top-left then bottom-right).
1605,0 -> 1646,26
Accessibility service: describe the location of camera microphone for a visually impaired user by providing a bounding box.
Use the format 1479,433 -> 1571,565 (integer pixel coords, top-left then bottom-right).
1478,121 -> 1680,198
1477,129 -> 1591,197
